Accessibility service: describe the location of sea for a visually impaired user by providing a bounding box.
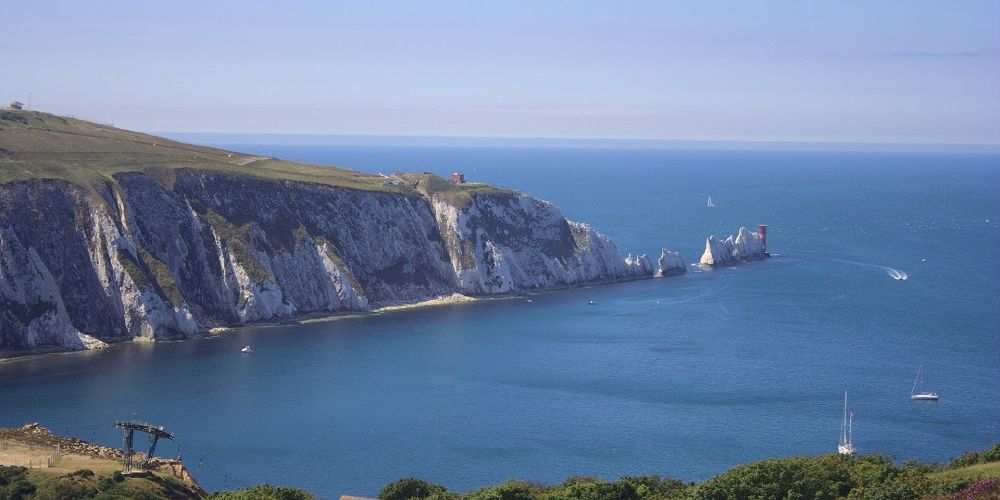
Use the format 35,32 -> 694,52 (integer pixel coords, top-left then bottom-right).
2,142 -> 999,498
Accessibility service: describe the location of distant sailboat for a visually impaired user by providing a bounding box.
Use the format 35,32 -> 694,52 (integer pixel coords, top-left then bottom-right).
911,366 -> 939,401
240,345 -> 254,353
706,196 -> 716,208
838,391 -> 856,456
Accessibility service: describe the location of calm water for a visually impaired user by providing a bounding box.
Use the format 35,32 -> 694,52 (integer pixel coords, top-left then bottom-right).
2,146 -> 999,498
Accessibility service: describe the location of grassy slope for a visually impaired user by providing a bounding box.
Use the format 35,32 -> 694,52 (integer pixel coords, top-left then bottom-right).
930,461 -> 1000,483
0,109 -> 506,201
20,468 -> 203,499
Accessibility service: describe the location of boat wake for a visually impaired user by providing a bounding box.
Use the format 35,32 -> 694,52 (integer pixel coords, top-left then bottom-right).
830,258 -> 908,281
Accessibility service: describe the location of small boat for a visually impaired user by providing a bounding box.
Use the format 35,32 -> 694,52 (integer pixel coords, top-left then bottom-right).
706,196 -> 716,208
911,366 -> 938,401
587,300 -> 596,305
837,391 -> 856,456
240,345 -> 254,353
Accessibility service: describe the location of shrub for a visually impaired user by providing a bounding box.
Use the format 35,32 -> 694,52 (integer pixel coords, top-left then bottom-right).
209,484 -> 315,500
380,478 -> 450,500
950,443 -> 1000,468
465,480 -> 539,500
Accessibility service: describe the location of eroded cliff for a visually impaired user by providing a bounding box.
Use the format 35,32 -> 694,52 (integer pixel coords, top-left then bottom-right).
0,110 -> 686,353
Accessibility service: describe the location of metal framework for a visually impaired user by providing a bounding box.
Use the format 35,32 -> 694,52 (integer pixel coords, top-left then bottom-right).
114,421 -> 174,473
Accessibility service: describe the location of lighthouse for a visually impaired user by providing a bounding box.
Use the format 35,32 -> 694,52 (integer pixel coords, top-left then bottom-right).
758,224 -> 768,255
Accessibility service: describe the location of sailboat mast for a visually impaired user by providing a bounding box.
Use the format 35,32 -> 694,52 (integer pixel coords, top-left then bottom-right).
848,411 -> 853,447
912,366 -> 922,395
841,391 -> 848,444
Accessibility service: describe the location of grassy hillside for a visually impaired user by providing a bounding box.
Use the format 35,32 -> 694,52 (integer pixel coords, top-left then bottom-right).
0,109 -> 505,201
931,461 -> 1000,484
0,466 -> 205,499
0,466 -> 318,500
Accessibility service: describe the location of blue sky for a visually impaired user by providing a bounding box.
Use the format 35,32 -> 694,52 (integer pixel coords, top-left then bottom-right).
3,1 -> 998,144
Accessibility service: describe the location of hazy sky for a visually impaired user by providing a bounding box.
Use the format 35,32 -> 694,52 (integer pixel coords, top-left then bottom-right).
3,1 -> 999,144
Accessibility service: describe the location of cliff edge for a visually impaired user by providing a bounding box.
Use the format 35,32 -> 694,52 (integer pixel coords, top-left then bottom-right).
0,110 -> 683,354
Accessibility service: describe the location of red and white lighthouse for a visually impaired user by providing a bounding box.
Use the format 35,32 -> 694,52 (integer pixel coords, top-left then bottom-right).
758,224 -> 768,254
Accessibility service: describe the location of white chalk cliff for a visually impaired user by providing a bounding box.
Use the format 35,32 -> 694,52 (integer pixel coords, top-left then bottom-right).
699,226 -> 767,266
0,172 -> 688,354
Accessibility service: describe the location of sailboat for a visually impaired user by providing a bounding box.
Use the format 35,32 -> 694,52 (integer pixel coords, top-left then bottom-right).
911,366 -> 939,401
838,391 -> 856,456
706,196 -> 716,208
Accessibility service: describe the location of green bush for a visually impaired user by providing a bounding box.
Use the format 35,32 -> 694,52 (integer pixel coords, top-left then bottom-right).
209,484 -> 315,500
0,466 -> 36,500
465,480 -> 540,500
950,443 -> 1000,468
380,478 -> 450,500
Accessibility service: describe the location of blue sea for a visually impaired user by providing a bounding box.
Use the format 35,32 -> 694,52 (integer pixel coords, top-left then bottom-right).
2,144 -> 999,498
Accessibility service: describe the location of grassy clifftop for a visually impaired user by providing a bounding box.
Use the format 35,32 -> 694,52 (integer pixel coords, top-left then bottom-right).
0,109 -> 506,202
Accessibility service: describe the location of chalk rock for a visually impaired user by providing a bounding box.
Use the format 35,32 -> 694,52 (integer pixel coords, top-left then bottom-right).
655,248 -> 686,277
699,226 -> 767,266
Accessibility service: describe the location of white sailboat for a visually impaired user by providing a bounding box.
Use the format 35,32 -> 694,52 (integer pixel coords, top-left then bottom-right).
706,196 -> 716,208
911,366 -> 939,401
838,391 -> 856,456
240,345 -> 254,353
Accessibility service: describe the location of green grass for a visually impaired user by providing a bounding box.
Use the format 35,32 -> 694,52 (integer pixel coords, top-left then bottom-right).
0,110 -> 414,195
1,110 -> 517,217
930,461 -> 1000,483
0,465 -> 204,499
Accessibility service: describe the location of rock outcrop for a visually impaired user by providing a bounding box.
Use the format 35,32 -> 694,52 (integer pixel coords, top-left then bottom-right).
655,248 -> 687,277
699,226 -> 767,266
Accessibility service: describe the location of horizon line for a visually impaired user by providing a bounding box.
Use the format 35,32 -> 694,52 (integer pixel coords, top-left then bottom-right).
158,130 -> 1000,153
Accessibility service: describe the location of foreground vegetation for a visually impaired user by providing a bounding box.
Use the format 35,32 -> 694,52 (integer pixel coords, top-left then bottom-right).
380,444 -> 1000,500
0,466 -> 315,500
2,444 -> 997,499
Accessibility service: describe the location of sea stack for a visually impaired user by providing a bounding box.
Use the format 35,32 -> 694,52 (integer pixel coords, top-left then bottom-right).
655,248 -> 686,277
699,226 -> 768,266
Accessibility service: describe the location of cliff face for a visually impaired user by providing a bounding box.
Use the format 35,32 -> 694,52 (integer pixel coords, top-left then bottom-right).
0,110 -> 695,354
0,169 -> 673,352
430,193 -> 652,294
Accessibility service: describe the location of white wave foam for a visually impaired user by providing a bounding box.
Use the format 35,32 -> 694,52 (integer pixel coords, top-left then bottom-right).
830,258 -> 908,281
885,268 -> 908,280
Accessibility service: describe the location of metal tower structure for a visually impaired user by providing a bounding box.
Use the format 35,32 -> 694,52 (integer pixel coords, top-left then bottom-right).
114,421 -> 174,473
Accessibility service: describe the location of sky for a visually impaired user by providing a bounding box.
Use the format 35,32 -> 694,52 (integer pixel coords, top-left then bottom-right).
2,1 -> 999,145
